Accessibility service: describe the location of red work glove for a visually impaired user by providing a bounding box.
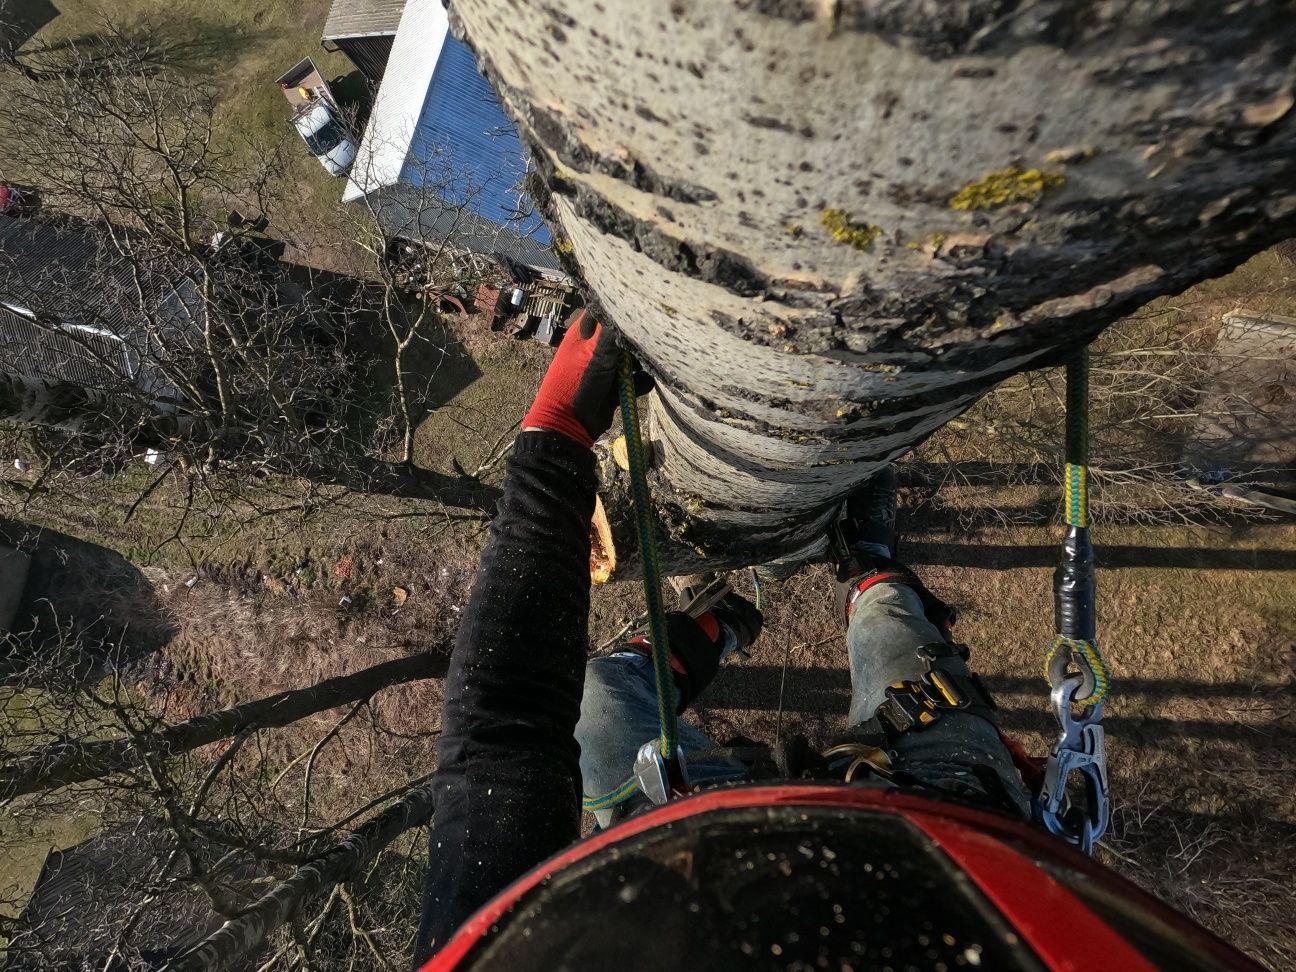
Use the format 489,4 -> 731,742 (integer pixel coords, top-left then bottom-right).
522,309 -> 625,448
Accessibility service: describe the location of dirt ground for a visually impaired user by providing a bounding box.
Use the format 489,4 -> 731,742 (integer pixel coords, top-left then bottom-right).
632,514 -> 1295,970
6,305 -> 1294,968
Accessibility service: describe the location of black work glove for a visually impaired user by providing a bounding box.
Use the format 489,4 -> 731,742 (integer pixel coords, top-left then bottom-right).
666,593 -> 763,711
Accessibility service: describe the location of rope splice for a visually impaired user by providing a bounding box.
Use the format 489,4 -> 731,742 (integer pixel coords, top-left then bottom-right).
1039,349 -> 1111,854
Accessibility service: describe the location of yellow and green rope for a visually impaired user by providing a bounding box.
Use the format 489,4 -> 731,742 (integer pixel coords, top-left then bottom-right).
1047,350 -> 1110,706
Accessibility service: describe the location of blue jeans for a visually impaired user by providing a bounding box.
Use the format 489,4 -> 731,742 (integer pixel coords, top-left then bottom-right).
576,583 -> 1031,826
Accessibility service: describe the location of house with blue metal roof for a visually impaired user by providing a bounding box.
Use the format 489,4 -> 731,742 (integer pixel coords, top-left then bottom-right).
343,0 -> 562,277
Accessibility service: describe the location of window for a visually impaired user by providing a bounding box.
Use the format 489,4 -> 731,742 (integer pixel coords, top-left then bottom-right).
303,118 -> 344,156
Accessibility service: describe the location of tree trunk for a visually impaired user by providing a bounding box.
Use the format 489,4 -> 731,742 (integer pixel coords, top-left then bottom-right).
0,649 -> 449,800
449,0 -> 1296,564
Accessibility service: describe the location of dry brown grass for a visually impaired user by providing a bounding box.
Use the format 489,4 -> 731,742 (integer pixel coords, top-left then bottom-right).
131,533 -> 479,827
596,513 -> 1295,969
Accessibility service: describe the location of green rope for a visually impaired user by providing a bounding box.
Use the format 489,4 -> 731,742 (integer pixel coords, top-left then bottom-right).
583,775 -> 640,812
616,349 -> 679,762
582,353 -> 678,814
1063,347 -> 1090,529
1048,350 -> 1110,706
1046,635 -> 1110,702
1065,350 -> 1090,469
617,351 -> 679,758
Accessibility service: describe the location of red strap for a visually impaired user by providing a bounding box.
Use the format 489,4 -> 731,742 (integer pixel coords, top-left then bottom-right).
845,572 -> 908,619
694,611 -> 721,642
627,636 -> 685,674
999,731 -> 1048,795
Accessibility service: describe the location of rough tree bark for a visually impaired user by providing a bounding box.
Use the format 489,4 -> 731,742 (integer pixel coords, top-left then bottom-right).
0,650 -> 448,800
449,0 -> 1296,565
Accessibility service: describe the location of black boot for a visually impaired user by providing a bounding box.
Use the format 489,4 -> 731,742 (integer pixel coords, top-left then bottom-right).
831,465 -> 899,570
670,573 -> 763,655
828,467 -> 956,631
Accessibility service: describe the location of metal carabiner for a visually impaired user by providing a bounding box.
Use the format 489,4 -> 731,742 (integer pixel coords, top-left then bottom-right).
633,741 -> 690,806
1039,673 -> 1110,855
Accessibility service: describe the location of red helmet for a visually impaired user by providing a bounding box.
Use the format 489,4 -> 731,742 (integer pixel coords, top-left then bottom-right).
422,785 -> 1258,972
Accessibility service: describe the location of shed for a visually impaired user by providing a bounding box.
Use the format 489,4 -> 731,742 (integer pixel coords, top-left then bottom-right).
0,214 -> 201,403
342,0 -> 561,278
321,0 -> 406,83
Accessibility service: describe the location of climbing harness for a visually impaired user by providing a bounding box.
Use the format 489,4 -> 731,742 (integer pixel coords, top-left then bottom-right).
583,351 -> 686,813
874,642 -> 998,735
587,347 -> 1113,854
1037,349 -> 1112,854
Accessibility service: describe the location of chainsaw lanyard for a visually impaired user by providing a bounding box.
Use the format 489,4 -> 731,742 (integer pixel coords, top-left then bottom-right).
1038,349 -> 1112,854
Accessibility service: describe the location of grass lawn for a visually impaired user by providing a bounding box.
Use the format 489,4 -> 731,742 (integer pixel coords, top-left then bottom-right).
4,0 -> 360,251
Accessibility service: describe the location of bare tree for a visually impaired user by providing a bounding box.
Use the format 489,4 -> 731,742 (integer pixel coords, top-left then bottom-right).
0,651 -> 449,801
0,17 -> 493,547
339,149 -> 502,468
1,618 -> 445,970
331,107 -> 558,470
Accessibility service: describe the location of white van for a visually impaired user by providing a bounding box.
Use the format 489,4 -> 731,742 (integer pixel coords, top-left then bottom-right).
292,100 -> 357,177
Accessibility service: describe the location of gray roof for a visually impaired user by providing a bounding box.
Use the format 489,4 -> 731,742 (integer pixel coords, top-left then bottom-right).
0,304 -> 141,388
364,182 -> 564,276
17,824 -> 261,969
322,0 -> 405,39
0,214 -> 201,393
0,214 -> 201,334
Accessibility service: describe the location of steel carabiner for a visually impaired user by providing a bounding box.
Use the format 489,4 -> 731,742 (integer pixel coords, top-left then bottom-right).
1039,673 -> 1110,855
633,740 -> 690,806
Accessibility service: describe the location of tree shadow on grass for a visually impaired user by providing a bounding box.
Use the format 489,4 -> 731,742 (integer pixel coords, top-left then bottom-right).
0,0 -> 59,52
0,518 -> 176,678
907,541 -> 1296,571
12,16 -> 271,82
704,664 -> 1294,751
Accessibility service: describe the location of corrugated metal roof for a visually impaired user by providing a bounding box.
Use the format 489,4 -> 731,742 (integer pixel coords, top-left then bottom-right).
0,214 -> 132,333
344,0 -> 558,273
0,305 -> 139,388
406,34 -> 551,246
343,0 -> 446,203
322,0 -> 405,39
0,215 -> 201,337
0,215 -> 201,395
366,184 -> 562,275
22,825 -> 257,963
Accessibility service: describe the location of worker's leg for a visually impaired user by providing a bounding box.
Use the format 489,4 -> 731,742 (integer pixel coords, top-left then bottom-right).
577,652 -> 748,826
845,581 -> 1031,816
